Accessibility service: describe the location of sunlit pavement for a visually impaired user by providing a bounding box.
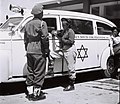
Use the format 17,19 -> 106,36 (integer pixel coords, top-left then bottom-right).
0,78 -> 119,104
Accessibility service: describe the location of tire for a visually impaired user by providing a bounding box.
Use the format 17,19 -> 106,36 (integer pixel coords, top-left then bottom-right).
104,56 -> 118,78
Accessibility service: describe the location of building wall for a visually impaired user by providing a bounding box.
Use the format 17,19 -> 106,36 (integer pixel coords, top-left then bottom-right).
90,1 -> 120,27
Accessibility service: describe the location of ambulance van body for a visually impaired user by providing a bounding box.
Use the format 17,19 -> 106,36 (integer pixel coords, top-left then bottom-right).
0,10 -> 116,83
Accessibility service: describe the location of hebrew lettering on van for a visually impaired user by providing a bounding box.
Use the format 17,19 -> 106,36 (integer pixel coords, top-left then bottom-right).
77,45 -> 88,61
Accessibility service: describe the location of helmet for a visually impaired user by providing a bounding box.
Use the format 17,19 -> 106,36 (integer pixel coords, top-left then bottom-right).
31,3 -> 43,15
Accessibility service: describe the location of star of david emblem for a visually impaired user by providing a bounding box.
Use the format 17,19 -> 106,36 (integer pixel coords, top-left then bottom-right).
77,45 -> 88,62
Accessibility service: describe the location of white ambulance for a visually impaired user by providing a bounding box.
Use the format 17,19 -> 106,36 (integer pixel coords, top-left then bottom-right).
0,9 -> 117,83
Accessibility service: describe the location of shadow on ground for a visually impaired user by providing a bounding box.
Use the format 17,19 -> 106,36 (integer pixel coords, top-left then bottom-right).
0,70 -> 105,95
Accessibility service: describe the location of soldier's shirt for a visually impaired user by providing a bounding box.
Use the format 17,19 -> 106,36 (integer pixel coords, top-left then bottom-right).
24,18 -> 48,54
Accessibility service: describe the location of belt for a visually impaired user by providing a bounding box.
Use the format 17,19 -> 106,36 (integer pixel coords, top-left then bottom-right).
28,37 -> 41,43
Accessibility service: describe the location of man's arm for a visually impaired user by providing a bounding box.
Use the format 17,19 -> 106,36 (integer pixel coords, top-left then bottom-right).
24,28 -> 28,51
41,21 -> 48,37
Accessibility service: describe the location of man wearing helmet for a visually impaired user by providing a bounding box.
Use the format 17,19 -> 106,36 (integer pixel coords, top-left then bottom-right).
24,3 -> 49,101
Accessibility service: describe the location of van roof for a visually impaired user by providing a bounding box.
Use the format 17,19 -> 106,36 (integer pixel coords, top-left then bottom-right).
11,9 -> 116,27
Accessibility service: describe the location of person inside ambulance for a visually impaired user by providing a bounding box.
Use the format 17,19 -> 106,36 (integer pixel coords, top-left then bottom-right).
51,18 -> 77,91
110,27 -> 120,78
24,3 -> 49,101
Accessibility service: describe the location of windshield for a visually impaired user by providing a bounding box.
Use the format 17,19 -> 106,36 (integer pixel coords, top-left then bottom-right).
0,17 -> 23,29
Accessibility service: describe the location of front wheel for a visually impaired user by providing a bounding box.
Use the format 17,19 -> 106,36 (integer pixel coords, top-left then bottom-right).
104,56 -> 118,78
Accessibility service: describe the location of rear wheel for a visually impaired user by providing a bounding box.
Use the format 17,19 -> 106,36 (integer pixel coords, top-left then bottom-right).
104,56 -> 118,78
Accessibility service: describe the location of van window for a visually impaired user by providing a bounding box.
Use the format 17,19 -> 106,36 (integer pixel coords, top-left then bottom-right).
20,18 -> 57,33
69,19 -> 93,35
1,17 -> 23,29
97,22 -> 112,35
43,18 -> 57,32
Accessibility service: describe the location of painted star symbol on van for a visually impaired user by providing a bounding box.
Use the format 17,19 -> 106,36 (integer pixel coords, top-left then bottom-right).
77,45 -> 88,62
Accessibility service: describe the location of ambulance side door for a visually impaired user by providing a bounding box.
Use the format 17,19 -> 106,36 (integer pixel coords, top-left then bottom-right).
43,15 -> 60,53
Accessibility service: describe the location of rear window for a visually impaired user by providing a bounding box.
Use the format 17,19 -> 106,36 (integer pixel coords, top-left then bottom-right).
97,22 -> 112,35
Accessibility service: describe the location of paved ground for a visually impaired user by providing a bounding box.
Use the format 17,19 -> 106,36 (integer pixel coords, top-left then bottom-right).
0,78 -> 119,104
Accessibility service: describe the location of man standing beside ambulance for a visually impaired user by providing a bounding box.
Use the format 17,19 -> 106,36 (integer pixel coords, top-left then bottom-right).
110,27 -> 120,78
51,18 -> 77,91
24,3 -> 49,101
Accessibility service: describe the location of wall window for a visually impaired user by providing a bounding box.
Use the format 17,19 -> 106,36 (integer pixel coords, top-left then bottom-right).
67,18 -> 93,35
104,4 -> 120,19
97,22 -> 112,35
91,7 -> 99,16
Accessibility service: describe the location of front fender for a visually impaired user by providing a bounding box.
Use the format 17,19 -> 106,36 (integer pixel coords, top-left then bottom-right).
0,50 -> 11,83
100,47 -> 111,70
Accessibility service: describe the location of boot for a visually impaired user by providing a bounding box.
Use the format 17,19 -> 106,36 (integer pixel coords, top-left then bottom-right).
63,79 -> 75,91
26,86 -> 34,101
32,87 -> 46,101
27,86 -> 33,94
33,87 -> 41,97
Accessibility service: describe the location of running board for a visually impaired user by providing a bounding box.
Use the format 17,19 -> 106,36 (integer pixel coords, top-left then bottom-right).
2,67 -> 103,83
45,67 -> 103,78
2,78 -> 26,83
